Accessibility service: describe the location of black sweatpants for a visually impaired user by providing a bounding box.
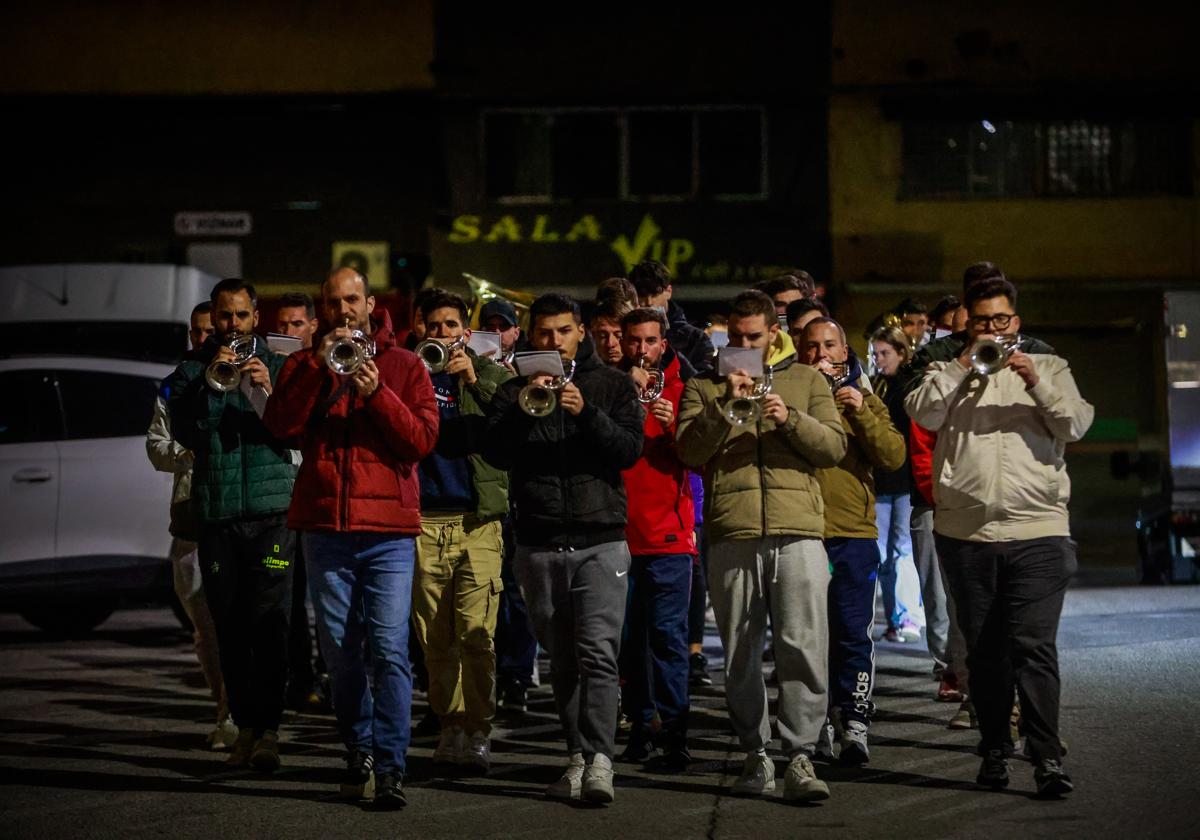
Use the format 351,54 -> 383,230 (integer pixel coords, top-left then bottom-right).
199,514 -> 295,734
935,534 -> 1076,762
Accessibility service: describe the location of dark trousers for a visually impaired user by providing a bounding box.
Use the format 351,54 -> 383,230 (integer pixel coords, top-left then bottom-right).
198,514 -> 294,734
496,550 -> 538,688
624,553 -> 693,741
826,537 -> 879,725
687,527 -> 708,647
287,539 -> 315,697
935,534 -> 1076,762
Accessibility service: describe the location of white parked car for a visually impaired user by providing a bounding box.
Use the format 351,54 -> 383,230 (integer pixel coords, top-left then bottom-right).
0,355 -> 176,633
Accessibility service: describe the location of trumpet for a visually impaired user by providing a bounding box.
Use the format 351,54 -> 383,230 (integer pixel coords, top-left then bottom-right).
415,335 -> 466,374
822,360 -> 854,392
206,333 -> 259,392
497,348 -> 516,367
723,366 -> 774,426
636,356 -> 665,404
969,334 -> 1021,377
325,317 -> 377,375
519,359 -> 577,417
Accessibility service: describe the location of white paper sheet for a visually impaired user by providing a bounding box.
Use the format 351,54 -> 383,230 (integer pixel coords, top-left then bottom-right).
467,330 -> 502,358
266,333 -> 303,356
717,346 -> 764,377
514,351 -> 566,378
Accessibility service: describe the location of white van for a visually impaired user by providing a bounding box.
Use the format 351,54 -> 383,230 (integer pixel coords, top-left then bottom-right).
0,264 -> 221,633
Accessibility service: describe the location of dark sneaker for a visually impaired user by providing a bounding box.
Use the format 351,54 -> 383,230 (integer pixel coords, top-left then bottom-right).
340,748 -> 375,800
646,731 -> 691,772
225,729 -> 255,767
689,652 -> 713,687
374,773 -> 407,809
249,730 -> 281,773
619,734 -> 656,764
413,708 -> 440,738
501,682 -> 528,714
976,749 -> 1010,790
1034,759 -> 1074,798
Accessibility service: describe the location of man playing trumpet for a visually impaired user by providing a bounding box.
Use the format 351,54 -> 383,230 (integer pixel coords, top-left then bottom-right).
410,291 -> 513,775
484,293 -> 644,804
616,307 -> 697,771
676,290 -> 846,802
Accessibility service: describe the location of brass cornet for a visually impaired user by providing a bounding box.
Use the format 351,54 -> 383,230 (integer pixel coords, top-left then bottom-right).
325,317 -> 377,376
969,334 -> 1021,377
822,360 -> 854,392
723,366 -> 774,426
519,359 -> 577,417
415,335 -> 466,374
636,356 -> 665,405
206,333 -> 259,392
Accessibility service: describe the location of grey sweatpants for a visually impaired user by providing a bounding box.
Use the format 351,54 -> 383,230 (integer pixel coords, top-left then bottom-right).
911,507 -> 968,685
708,536 -> 831,758
515,540 -> 631,760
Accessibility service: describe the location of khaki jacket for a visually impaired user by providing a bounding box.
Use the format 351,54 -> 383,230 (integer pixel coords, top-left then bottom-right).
815,389 -> 906,539
904,354 -> 1093,542
676,332 -> 847,542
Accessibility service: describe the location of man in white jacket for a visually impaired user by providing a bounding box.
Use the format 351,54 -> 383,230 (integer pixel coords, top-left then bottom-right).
905,277 -> 1093,800
146,301 -> 236,749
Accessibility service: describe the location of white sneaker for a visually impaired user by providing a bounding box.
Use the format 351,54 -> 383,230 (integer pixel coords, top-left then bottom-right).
582,754 -> 615,804
814,719 -> 836,762
433,725 -> 464,766
732,751 -> 776,796
458,731 -> 491,774
783,753 -> 830,802
207,716 -> 239,751
547,753 -> 586,800
839,720 -> 869,766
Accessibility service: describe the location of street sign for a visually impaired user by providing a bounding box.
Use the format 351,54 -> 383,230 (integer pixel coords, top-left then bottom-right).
174,211 -> 253,237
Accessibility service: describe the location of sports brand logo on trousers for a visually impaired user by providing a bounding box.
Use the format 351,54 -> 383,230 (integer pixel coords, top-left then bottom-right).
262,544 -> 290,570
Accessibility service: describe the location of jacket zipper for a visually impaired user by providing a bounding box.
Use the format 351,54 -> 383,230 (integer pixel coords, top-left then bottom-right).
341,391 -> 353,530
757,424 -> 768,537
559,405 -> 571,545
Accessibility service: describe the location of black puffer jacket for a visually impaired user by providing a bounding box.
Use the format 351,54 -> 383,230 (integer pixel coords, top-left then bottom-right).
484,336 -> 645,549
667,301 -> 715,376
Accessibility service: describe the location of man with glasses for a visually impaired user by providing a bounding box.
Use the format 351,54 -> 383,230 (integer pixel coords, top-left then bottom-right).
905,277 -> 1092,799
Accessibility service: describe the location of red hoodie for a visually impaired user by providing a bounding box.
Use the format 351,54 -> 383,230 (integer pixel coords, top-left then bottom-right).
622,351 -> 697,556
263,309 -> 439,534
909,420 -> 937,508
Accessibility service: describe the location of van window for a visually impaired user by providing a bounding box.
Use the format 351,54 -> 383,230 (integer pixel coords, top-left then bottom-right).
0,371 -> 64,443
0,322 -> 187,363
56,370 -> 160,440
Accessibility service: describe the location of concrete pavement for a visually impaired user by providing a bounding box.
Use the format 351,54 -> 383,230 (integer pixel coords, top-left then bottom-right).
1,583 -> 1198,838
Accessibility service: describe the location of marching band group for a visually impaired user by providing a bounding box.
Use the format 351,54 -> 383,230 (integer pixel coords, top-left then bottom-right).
150,258 -> 1092,809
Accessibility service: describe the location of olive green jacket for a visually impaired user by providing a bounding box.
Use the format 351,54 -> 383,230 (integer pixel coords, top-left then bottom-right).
457,350 -> 515,521
815,389 -> 907,539
676,332 -> 847,542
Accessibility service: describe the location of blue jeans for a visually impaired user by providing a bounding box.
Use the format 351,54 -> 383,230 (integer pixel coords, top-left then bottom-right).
624,553 -> 693,741
875,493 -> 913,628
827,537 -> 880,725
303,531 -> 415,776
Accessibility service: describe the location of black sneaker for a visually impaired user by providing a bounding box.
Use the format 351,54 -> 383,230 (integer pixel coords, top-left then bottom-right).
501,682 -> 528,714
647,737 -> 691,772
619,734 -> 656,763
413,708 -> 440,738
689,652 -> 713,687
374,773 -> 407,809
1034,759 -> 1074,798
340,748 -> 375,800
976,749 -> 1010,790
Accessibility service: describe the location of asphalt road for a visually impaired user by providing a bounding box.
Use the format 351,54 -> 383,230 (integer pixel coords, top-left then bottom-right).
2,583 -> 1198,839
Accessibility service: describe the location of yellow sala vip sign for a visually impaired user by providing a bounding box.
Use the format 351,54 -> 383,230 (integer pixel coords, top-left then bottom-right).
447,213 -> 696,275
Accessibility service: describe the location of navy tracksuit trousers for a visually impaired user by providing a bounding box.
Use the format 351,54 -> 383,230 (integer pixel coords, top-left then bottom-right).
826,537 -> 880,726
624,553 -> 693,743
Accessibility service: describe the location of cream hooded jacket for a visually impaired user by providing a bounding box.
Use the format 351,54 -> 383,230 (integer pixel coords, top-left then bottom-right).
904,353 -> 1093,542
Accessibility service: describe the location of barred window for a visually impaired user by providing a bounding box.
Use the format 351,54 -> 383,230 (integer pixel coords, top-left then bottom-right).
902,119 -> 1191,199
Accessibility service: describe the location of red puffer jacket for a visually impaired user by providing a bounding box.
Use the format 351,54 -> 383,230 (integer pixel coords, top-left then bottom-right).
622,350 -> 697,556
263,309 -> 439,534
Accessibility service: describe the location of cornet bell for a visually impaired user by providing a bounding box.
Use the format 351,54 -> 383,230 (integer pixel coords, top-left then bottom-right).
969,334 -> 1021,377
206,333 -> 259,392
415,336 -> 465,374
